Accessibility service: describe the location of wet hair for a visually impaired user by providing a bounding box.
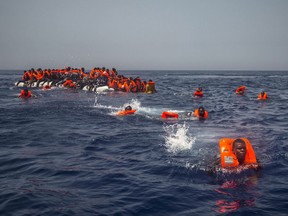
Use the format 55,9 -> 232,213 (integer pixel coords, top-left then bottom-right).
232,139 -> 246,149
125,105 -> 132,111
198,106 -> 205,117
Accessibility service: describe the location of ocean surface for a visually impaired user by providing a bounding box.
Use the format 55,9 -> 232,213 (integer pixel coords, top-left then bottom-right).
0,70 -> 287,216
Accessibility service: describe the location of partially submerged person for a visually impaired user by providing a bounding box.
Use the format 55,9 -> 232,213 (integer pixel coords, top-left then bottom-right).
257,91 -> 268,100
193,87 -> 203,97
235,86 -> 246,95
193,106 -> 208,119
19,88 -> 32,98
145,80 -> 157,94
215,138 -> 260,171
116,105 -> 136,116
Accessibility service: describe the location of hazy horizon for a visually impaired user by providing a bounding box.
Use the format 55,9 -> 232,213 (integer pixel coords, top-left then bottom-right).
1,0 -> 287,71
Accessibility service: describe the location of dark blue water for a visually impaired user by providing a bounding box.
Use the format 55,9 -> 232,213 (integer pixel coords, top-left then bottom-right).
1,70 -> 288,215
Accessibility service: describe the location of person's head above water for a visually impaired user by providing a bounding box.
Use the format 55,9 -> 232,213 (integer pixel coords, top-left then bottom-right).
23,88 -> 29,96
125,105 -> 132,111
232,139 -> 247,165
198,106 -> 205,117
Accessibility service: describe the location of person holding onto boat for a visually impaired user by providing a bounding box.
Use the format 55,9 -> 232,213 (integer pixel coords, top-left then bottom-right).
146,80 -> 157,94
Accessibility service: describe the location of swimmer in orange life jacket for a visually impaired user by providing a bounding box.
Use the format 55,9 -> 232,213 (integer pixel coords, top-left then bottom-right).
125,105 -> 132,111
193,106 -> 208,119
257,91 -> 268,100
19,89 -> 32,98
116,105 -> 136,116
235,86 -> 246,95
211,138 -> 260,171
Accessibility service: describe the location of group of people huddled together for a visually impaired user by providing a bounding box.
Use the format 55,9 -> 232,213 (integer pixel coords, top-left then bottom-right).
18,66 -> 157,98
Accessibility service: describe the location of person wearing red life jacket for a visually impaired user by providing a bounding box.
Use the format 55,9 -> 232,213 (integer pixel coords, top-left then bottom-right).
193,87 -> 203,97
235,86 -> 246,95
19,89 -> 32,98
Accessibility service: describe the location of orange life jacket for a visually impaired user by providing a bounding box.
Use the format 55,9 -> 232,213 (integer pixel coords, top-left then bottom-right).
63,79 -> 76,88
123,81 -> 130,92
22,72 -> 30,81
161,111 -> 179,119
258,92 -> 267,100
236,86 -> 246,94
117,109 -> 136,116
193,109 -> 208,119
129,80 -> 137,93
219,138 -> 257,168
19,90 -> 32,98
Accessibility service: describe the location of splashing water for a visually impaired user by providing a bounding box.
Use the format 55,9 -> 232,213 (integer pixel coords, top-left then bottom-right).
94,94 -> 98,107
163,122 -> 196,154
123,98 -> 141,110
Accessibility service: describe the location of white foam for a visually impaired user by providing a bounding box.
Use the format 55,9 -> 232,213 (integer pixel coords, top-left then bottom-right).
163,122 -> 196,154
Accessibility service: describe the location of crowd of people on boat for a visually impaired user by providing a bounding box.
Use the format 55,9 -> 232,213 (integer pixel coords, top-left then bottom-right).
17,66 -> 157,94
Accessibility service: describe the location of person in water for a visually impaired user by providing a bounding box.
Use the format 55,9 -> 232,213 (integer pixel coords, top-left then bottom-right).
258,91 -> 268,100
19,88 -> 32,98
116,105 -> 136,116
125,105 -> 132,111
211,138 -> 260,172
193,106 -> 208,119
235,86 -> 246,95
193,87 -> 203,97
145,80 -> 157,94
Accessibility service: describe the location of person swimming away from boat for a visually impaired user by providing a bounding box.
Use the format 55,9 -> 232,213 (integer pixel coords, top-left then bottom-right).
116,105 -> 136,116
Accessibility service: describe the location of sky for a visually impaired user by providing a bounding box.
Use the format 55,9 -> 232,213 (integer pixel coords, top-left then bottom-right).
0,0 -> 287,70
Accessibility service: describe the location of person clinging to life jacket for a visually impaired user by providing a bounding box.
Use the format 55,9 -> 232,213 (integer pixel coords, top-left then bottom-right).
19,88 -> 32,98
193,106 -> 208,119
235,86 -> 246,95
193,87 -> 203,97
219,138 -> 260,170
116,105 -> 136,116
258,91 -> 268,100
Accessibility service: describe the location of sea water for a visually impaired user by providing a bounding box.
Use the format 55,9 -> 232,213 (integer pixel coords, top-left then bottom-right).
0,70 -> 287,215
